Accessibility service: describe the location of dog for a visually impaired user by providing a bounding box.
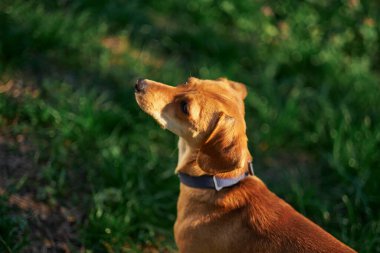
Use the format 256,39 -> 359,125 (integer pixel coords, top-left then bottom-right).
135,77 -> 356,253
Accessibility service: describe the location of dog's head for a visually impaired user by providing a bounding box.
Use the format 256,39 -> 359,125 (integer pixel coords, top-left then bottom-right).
135,77 -> 251,174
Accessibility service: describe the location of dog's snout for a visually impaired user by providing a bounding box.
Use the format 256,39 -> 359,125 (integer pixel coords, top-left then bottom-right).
135,78 -> 147,93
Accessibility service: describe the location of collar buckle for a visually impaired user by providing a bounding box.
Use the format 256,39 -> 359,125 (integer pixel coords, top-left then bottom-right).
248,161 -> 254,176
212,176 -> 223,191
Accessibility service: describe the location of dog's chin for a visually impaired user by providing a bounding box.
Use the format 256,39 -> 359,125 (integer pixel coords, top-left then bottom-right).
135,94 -> 167,129
151,112 -> 168,129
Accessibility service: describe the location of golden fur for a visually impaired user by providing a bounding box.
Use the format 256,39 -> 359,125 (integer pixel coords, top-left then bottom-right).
135,77 -> 356,253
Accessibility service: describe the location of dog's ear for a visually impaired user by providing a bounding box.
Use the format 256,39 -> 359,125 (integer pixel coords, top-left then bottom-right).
196,113 -> 247,173
218,78 -> 248,100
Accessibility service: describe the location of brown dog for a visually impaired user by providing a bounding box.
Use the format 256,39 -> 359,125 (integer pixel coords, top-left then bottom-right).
135,77 -> 356,253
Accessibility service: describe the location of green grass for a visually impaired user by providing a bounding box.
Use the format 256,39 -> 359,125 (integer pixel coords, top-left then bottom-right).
0,0 -> 380,252
0,195 -> 28,253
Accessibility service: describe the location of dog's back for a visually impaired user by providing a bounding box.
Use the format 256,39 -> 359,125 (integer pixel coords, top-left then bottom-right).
175,176 -> 355,253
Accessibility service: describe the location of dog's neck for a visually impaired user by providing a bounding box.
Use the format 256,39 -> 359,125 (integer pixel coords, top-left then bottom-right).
175,137 -> 249,179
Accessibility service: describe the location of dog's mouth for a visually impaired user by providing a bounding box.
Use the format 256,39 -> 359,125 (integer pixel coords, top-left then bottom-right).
134,78 -> 185,132
135,93 -> 168,129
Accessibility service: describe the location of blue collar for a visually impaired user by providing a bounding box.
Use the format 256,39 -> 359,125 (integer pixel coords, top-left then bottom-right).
178,162 -> 254,191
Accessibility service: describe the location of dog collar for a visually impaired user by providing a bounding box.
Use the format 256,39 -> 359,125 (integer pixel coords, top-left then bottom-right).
178,162 -> 254,191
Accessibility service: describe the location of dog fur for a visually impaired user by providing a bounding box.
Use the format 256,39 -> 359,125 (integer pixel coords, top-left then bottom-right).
135,77 -> 356,253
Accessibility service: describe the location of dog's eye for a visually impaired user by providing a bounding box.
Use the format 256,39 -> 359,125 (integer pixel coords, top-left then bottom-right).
180,101 -> 189,115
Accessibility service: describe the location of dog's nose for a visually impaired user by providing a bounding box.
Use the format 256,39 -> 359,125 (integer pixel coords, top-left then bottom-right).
135,78 -> 147,93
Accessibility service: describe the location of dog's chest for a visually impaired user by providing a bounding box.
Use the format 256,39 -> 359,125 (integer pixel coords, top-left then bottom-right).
174,196 -> 251,253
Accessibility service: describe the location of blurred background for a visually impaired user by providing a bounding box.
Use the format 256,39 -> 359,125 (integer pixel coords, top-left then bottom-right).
0,0 -> 379,252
